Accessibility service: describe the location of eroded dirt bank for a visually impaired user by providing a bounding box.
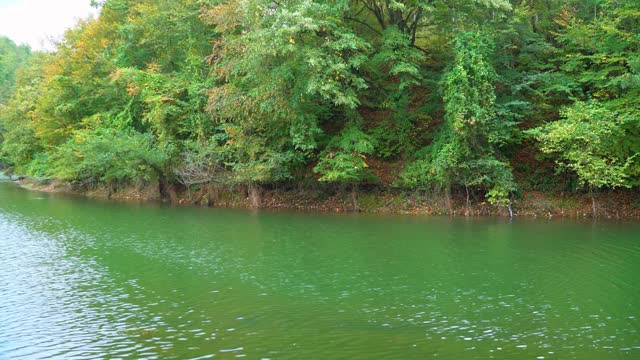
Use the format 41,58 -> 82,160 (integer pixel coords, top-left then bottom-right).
14,178 -> 640,221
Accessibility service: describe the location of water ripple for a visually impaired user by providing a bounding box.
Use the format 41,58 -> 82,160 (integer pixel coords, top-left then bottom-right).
1,184 -> 640,359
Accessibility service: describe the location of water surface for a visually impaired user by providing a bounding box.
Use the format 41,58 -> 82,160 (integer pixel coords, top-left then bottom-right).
0,181 -> 639,359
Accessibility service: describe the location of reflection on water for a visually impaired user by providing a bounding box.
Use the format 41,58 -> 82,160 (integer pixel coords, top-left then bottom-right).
0,182 -> 639,359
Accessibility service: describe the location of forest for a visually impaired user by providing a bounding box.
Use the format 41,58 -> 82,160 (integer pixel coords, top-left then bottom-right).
0,0 -> 638,212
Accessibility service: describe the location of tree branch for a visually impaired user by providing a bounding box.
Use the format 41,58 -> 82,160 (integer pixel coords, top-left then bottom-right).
344,16 -> 383,35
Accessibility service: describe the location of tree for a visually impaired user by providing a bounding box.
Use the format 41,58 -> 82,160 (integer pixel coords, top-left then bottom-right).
0,37 -> 32,104
46,128 -> 171,194
204,0 -> 371,206
528,101 -> 639,216
527,0 -> 640,215
403,31 -> 516,210
367,27 -> 425,159
314,122 -> 376,210
174,138 -> 227,205
349,0 -> 429,46
0,54 -> 47,172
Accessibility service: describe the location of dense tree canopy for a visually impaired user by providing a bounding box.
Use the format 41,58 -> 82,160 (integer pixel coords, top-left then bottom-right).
1,0 -> 638,208
0,37 -> 32,104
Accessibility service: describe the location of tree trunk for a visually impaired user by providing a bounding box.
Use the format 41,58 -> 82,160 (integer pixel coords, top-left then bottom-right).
591,188 -> 598,220
444,185 -> 453,214
206,183 -> 218,207
158,177 -> 169,202
158,177 -> 178,204
464,183 -> 470,216
249,182 -> 262,208
351,183 -> 360,212
409,7 -> 423,46
107,181 -> 114,199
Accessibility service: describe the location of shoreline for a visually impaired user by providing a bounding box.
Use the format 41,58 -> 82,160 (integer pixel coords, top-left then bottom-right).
12,177 -> 640,221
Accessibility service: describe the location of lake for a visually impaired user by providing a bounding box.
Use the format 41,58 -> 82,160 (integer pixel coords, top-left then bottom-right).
0,181 -> 638,359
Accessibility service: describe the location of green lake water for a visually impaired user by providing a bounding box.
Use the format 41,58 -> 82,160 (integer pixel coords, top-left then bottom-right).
0,181 -> 639,359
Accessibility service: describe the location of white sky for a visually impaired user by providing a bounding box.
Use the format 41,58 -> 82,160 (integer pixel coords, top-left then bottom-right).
0,0 -> 99,51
